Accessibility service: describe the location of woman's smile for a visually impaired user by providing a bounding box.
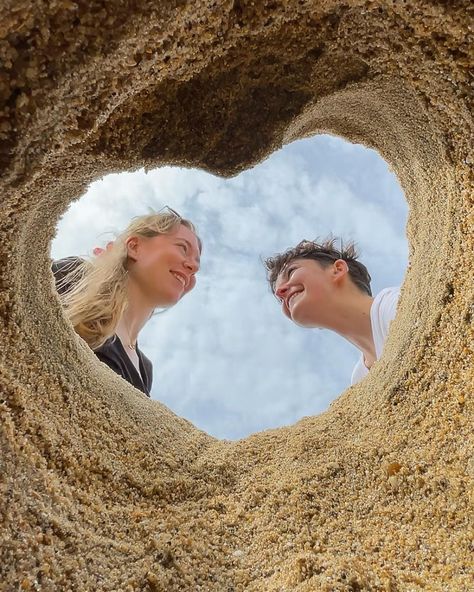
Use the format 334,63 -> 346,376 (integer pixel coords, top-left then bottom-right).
170,270 -> 188,289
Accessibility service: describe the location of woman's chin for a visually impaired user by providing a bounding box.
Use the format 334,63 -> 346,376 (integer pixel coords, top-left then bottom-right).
163,289 -> 184,306
149,290 -> 181,308
291,305 -> 314,328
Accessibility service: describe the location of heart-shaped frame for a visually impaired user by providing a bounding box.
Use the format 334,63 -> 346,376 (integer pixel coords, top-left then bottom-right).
1,1 -> 472,589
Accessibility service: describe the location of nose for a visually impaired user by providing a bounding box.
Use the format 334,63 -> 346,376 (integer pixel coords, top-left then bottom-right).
184,258 -> 199,274
275,283 -> 289,302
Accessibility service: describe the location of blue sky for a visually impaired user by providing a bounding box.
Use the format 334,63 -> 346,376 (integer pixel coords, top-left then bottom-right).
51,134 -> 408,440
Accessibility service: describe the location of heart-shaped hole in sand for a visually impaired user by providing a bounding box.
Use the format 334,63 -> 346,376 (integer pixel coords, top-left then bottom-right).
2,4 -> 470,587
51,133 -> 408,440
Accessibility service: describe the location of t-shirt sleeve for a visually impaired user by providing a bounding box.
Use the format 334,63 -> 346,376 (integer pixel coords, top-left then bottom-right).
351,356 -> 368,386
379,287 -> 401,341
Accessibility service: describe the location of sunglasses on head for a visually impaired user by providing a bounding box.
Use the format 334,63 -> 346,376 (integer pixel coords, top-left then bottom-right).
158,205 -> 182,219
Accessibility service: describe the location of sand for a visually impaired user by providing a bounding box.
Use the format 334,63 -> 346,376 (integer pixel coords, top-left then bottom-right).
0,1 -> 473,590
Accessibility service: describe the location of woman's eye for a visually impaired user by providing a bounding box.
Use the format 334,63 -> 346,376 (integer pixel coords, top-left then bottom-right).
287,267 -> 295,278
178,243 -> 187,253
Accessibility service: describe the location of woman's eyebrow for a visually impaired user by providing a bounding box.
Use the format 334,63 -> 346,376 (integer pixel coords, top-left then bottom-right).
281,262 -> 294,281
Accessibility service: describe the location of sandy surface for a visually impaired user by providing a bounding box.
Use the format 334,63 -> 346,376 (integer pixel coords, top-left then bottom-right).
0,1 -> 473,590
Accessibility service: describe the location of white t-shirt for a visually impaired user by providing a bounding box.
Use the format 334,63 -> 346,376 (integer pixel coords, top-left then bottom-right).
350,286 -> 401,386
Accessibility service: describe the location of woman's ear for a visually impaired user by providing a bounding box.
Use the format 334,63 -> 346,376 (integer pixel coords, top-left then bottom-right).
125,236 -> 140,262
333,259 -> 349,277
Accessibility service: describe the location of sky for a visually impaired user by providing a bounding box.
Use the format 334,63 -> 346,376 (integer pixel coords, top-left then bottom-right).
51,133 -> 409,440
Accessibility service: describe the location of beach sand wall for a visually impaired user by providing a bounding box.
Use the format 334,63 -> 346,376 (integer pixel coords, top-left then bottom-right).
0,1 -> 472,590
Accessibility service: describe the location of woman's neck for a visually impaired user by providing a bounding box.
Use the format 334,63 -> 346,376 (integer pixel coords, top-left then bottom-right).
115,282 -> 155,347
328,290 -> 376,367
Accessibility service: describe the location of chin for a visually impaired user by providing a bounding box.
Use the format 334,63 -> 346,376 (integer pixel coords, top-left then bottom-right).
151,290 -> 181,308
291,306 -> 316,328
294,318 -> 314,328
163,294 -> 182,307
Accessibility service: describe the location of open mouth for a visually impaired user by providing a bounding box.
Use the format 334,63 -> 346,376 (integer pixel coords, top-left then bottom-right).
170,271 -> 187,289
286,289 -> 303,311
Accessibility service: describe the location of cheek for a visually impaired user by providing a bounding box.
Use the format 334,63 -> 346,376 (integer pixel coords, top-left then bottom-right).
133,250 -> 169,290
139,255 -> 161,279
296,276 -> 326,311
142,243 -> 174,272
302,273 -> 323,295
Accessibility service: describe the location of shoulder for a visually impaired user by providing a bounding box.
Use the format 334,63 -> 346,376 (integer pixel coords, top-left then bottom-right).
51,256 -> 88,295
51,256 -> 86,274
370,287 -> 401,351
140,350 -> 154,374
94,337 -> 125,371
378,286 -> 401,299
94,335 -> 121,357
374,286 -> 401,319
136,346 -> 153,394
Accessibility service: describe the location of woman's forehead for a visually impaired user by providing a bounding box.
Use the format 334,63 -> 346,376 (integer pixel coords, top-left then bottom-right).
277,258 -> 322,281
176,223 -> 199,245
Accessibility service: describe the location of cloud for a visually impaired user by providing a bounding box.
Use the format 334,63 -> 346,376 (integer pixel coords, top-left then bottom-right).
51,134 -> 408,439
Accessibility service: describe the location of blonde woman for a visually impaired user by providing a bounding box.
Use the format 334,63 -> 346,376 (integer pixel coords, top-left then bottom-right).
51,207 -> 201,397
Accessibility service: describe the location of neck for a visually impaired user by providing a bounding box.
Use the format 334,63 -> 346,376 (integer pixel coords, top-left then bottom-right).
115,281 -> 155,348
321,288 -> 376,365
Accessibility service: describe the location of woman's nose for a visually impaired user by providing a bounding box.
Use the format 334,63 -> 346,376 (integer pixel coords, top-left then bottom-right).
184,258 -> 199,273
275,284 -> 288,301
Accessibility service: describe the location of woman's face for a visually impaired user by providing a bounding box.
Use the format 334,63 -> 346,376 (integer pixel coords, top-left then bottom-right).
126,223 -> 201,307
274,258 -> 345,328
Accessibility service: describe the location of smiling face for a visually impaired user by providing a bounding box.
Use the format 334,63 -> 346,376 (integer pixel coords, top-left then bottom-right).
274,257 -> 347,328
125,223 -> 201,307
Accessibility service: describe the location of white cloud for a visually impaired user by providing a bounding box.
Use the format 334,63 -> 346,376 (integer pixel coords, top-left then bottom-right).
51,134 -> 408,439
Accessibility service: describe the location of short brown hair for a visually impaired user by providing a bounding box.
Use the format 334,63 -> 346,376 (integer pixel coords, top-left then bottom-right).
264,236 -> 372,296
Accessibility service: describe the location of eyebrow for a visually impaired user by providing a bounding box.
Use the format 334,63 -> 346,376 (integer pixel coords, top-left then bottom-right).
277,260 -> 301,289
281,261 -> 296,281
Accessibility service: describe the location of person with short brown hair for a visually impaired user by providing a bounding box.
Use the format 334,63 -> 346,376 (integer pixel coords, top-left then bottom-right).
264,237 -> 400,385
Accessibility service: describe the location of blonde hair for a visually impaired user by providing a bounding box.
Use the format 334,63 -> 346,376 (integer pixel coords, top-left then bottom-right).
57,211 -> 200,350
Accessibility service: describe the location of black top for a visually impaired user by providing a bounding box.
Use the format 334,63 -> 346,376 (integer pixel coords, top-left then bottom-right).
51,256 -> 153,397
94,335 -> 153,397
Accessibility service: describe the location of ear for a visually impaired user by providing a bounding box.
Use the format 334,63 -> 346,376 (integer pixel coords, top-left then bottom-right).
333,259 -> 349,278
125,236 -> 140,262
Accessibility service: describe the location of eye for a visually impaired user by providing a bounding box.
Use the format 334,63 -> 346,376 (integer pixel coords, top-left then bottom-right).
287,266 -> 296,278
178,242 -> 187,253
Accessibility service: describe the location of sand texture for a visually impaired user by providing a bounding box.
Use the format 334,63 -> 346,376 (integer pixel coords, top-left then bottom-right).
0,1 -> 473,590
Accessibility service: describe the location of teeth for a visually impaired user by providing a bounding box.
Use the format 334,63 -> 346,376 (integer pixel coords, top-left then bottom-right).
288,291 -> 302,308
172,272 -> 185,287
